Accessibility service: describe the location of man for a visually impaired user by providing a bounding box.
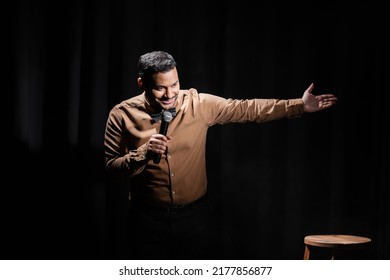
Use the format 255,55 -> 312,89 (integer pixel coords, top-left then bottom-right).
104,50 -> 337,259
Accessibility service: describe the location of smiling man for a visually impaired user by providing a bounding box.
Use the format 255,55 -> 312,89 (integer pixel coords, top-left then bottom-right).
104,50 -> 337,260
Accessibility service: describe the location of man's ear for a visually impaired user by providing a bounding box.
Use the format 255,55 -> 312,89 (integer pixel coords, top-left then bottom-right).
137,77 -> 144,89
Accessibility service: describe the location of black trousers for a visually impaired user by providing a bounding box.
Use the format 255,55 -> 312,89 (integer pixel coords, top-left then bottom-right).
126,195 -> 221,260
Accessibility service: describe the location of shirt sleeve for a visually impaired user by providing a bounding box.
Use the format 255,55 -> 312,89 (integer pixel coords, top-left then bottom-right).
104,107 -> 149,182
198,93 -> 304,126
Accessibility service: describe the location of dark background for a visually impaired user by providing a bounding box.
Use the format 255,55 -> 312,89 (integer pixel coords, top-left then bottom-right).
5,0 -> 389,260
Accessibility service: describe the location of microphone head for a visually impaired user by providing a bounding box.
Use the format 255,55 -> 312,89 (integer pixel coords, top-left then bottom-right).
162,110 -> 173,122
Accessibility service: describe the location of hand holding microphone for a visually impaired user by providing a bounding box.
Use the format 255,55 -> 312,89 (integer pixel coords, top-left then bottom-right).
152,110 -> 174,164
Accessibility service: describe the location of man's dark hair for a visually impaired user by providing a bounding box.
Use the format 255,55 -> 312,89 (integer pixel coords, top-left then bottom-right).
138,51 -> 177,80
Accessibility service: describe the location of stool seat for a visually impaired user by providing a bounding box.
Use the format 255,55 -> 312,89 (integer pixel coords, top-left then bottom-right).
303,234 -> 372,260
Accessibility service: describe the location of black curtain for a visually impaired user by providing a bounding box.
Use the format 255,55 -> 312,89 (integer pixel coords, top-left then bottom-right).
6,0 -> 389,260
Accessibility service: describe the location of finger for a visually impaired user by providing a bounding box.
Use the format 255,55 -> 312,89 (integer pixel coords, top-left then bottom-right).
156,134 -> 170,141
306,83 -> 314,93
319,94 -> 337,99
156,143 -> 167,153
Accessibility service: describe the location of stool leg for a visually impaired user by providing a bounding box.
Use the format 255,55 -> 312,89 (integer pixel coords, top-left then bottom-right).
303,245 -> 310,260
331,249 -> 335,260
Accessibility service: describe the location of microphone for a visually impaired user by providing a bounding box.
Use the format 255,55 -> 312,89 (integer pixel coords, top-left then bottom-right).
153,110 -> 174,164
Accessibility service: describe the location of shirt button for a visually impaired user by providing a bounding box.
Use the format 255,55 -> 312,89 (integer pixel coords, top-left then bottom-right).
171,173 -> 174,177
172,191 -> 176,195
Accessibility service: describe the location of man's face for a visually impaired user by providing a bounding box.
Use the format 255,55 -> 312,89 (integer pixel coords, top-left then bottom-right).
143,67 -> 180,111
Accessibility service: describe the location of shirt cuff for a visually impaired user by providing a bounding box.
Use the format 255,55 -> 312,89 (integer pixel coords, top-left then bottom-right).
286,98 -> 304,118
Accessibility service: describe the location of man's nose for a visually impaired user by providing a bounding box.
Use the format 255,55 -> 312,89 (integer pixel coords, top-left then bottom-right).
165,88 -> 175,99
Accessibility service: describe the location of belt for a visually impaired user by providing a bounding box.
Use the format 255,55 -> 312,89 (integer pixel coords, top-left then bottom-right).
132,193 -> 208,213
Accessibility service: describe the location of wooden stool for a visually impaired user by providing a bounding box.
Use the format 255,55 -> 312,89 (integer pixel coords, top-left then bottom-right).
303,234 -> 372,260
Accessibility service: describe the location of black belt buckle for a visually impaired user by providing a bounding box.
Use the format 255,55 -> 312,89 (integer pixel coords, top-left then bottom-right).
167,193 -> 207,213
166,203 -> 188,213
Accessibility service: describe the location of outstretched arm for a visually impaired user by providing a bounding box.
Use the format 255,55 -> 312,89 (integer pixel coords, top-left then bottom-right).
302,83 -> 338,113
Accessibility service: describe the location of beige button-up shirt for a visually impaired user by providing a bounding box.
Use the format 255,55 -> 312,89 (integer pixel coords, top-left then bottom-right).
104,88 -> 304,207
